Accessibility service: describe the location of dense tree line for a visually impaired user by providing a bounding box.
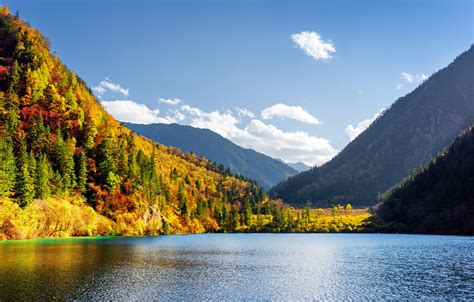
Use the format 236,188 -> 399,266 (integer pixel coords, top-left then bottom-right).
374,126 -> 474,235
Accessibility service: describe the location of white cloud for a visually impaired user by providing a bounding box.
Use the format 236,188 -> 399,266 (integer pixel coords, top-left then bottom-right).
291,31 -> 336,61
93,78 -> 129,97
179,103 -> 336,166
159,98 -> 183,106
397,72 -> 429,90
261,103 -> 320,125
243,120 -> 338,165
345,109 -> 384,141
418,73 -> 428,81
401,72 -> 414,83
235,107 -> 255,118
101,97 -> 338,166
101,100 -> 175,124
358,90 -> 363,95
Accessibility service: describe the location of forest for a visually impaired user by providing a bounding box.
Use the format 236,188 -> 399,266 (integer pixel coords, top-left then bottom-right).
0,7 -> 266,239
0,7 -> 370,240
374,126 -> 474,235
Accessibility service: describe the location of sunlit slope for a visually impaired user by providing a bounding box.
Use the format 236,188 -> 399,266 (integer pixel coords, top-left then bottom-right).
0,7 -> 265,237
124,122 -> 298,189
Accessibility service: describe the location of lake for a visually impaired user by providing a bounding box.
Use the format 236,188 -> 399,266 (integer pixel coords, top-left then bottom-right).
0,234 -> 472,300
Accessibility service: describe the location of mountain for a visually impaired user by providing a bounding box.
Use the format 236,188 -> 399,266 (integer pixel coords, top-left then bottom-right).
287,162 -> 311,173
0,8 -> 265,239
375,126 -> 474,235
270,46 -> 474,207
123,122 -> 298,189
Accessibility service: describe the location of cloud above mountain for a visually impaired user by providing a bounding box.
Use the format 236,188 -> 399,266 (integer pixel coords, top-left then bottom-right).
101,100 -> 176,124
261,103 -> 320,125
100,97 -> 337,166
92,78 -> 129,97
397,72 -> 428,90
345,109 -> 385,141
291,31 -> 335,61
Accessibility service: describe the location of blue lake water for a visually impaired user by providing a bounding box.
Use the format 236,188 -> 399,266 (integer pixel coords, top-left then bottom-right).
0,233 -> 472,300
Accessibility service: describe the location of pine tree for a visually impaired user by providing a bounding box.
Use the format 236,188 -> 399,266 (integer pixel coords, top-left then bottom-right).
197,197 -> 207,217
97,136 -> 118,191
52,130 -> 76,192
75,150 -> 87,194
0,135 -> 16,197
35,153 -> 51,199
230,205 -> 240,231
243,198 -> 252,226
16,141 -> 35,207
180,194 -> 189,216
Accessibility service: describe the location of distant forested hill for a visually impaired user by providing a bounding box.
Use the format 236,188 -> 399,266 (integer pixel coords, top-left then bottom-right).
270,46 -> 474,207
124,123 -> 298,189
284,161 -> 311,173
375,126 -> 474,235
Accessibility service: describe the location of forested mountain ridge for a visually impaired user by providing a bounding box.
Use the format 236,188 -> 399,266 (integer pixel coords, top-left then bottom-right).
124,122 -> 298,189
270,45 -> 474,207
0,7 -> 266,239
375,126 -> 474,235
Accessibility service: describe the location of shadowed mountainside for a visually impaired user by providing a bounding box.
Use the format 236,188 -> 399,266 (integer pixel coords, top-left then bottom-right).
270,46 -> 474,207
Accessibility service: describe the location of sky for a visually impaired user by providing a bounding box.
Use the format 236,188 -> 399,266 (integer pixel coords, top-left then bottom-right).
6,0 -> 473,166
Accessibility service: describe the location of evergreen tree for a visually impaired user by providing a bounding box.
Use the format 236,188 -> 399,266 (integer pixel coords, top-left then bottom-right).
97,136 -> 118,191
0,135 -> 16,197
75,150 -> 87,194
52,130 -> 76,192
16,141 -> 34,207
35,153 -> 51,199
180,194 -> 189,216
243,198 -> 252,226
230,205 -> 240,231
196,197 -> 207,217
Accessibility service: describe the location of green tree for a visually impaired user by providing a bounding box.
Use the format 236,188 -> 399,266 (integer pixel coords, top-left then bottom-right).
229,205 -> 240,231
35,153 -> 51,199
16,141 -> 35,207
75,150 -> 87,194
52,130 -> 76,191
243,198 -> 252,226
180,194 -> 189,216
0,136 -> 16,197
272,206 -> 286,231
97,136 -> 118,191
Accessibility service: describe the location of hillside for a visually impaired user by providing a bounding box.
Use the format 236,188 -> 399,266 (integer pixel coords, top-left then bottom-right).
124,122 -> 298,189
287,162 -> 311,173
0,8 -> 265,239
270,46 -> 474,207
375,126 -> 474,235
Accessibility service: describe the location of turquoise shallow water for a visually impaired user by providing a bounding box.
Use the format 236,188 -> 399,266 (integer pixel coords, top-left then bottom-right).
0,233 -> 473,300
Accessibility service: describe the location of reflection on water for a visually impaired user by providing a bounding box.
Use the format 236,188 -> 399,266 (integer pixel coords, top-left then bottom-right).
0,234 -> 473,300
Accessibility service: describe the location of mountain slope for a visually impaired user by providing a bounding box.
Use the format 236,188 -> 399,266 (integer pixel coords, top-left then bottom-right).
124,122 -> 298,189
375,126 -> 474,235
270,46 -> 474,207
0,8 -> 265,239
286,162 -> 311,173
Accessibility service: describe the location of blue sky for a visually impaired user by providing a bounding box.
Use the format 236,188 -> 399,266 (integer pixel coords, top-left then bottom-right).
7,0 -> 473,165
